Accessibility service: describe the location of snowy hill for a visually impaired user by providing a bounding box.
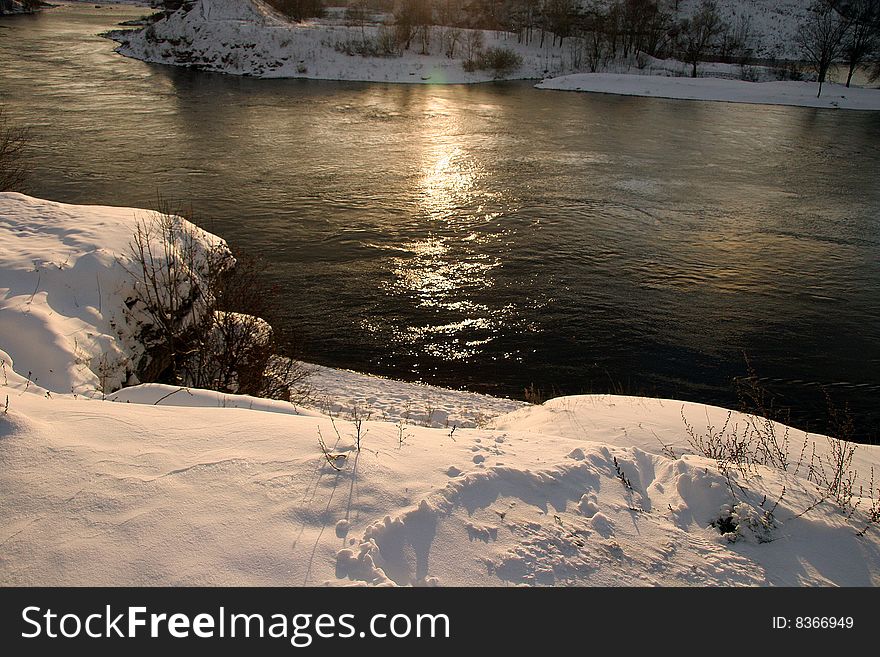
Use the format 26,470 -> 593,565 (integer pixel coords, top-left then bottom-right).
677,0 -> 815,59
2,193 -> 879,586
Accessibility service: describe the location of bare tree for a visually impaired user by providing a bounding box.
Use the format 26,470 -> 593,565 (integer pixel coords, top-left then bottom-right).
345,0 -> 370,40
840,0 -> 880,87
0,109 -> 30,192
719,12 -> 755,65
394,0 -> 432,52
677,0 -> 726,78
581,10 -> 610,72
542,0 -> 578,47
463,29 -> 485,64
796,1 -> 852,97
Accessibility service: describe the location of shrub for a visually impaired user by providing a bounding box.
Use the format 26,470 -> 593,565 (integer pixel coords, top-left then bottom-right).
376,25 -> 400,56
683,364 -> 879,536
463,46 -> 523,77
0,109 -> 30,192
123,202 -> 311,403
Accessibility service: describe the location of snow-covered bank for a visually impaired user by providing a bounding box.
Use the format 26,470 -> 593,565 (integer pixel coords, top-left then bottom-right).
536,73 -> 880,111
0,193 -> 225,397
4,382 -> 880,586
107,0 -> 576,83
2,193 -> 880,586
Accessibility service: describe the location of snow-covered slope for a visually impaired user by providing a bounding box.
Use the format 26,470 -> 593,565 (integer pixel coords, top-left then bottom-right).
677,0 -> 814,60
2,193 -> 879,586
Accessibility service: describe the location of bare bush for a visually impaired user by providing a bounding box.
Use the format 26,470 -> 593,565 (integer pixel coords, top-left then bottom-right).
123,201 -> 311,403
0,109 -> 30,192
479,46 -> 523,75
684,366 -> 879,535
464,45 -> 522,76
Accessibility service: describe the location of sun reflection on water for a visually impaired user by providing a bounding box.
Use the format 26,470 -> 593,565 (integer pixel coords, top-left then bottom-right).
364,99 -> 516,365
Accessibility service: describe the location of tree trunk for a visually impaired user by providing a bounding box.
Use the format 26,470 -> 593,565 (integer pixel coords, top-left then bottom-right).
846,63 -> 855,88
692,60 -> 697,78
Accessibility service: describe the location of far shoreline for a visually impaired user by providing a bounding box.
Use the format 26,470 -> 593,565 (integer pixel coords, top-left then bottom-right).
536,73 -> 880,111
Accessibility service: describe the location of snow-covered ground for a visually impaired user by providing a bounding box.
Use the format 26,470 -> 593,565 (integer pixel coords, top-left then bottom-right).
2,192 -> 880,586
537,74 -> 880,110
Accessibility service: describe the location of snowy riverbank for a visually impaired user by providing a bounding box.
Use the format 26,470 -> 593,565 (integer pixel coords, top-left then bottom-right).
2,192 -> 880,586
536,73 -> 880,110
108,0 -> 575,83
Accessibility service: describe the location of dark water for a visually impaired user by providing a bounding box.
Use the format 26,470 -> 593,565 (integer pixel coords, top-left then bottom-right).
2,4 -> 879,439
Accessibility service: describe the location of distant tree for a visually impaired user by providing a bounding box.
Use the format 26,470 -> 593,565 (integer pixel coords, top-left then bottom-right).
839,0 -> 880,87
796,1 -> 851,97
719,12 -> 755,65
502,0 -> 540,45
618,0 -> 671,59
157,0 -> 194,12
394,0 -> 433,53
578,8 -> 611,71
463,28 -> 485,65
542,0 -> 579,47
345,0 -> 370,39
677,0 -> 726,78
442,26 -> 463,57
640,2 -> 674,57
267,0 -> 326,22
436,0 -> 468,28
0,110 -> 30,192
